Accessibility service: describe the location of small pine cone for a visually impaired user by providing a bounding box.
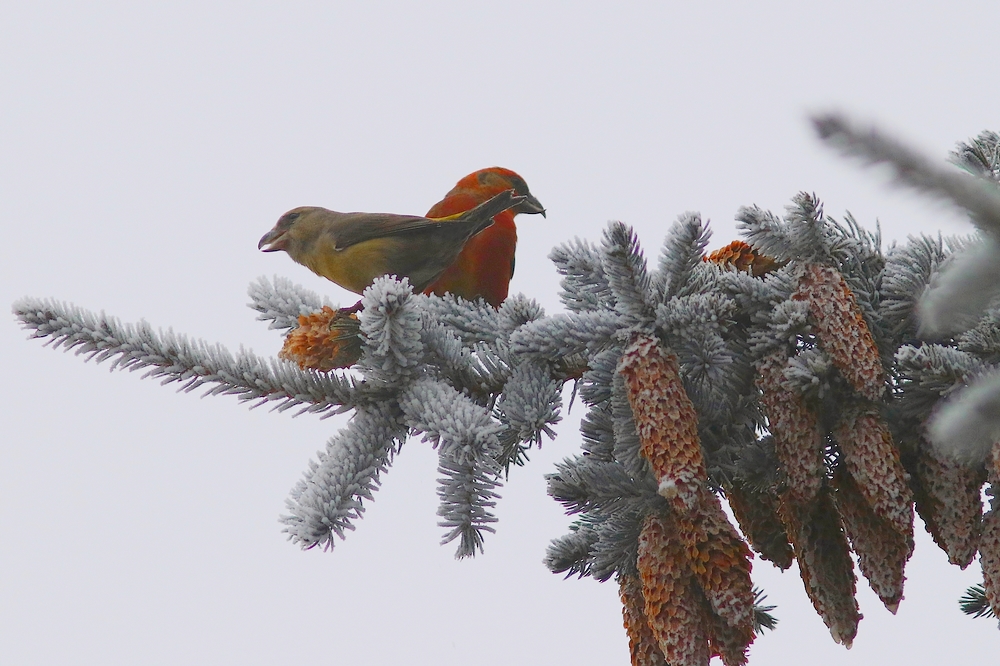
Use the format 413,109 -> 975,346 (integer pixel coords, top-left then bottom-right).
637,512 -> 711,666
619,335 -> 707,515
726,482 -> 794,570
981,503 -> 1000,620
778,487 -> 861,648
279,306 -> 363,370
675,488 -> 755,631
833,405 -> 914,535
792,263 -> 885,401
703,596 -> 753,666
703,240 -> 783,278
620,574 -> 669,666
756,350 -> 825,501
908,439 -> 985,568
833,466 -> 914,613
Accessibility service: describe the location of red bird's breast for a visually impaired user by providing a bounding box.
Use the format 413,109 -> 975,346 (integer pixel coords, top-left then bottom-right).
425,210 -> 517,307
423,169 -> 537,307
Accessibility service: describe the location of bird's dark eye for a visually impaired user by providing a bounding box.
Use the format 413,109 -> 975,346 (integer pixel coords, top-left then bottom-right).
283,211 -> 301,224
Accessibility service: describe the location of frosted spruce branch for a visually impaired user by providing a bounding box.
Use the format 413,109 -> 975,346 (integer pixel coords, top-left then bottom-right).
495,361 -> 563,446
919,237 -> 1000,339
281,402 -> 406,549
654,212 -> 712,300
550,237 -> 614,313
248,275 -> 333,331
815,114 -> 1000,481
355,279 -> 511,556
813,112 -> 1000,234
16,274 -> 565,559
601,221 -> 656,326
927,370 -> 1000,466
13,297 -> 366,415
510,310 -> 623,360
815,113 -> 1000,340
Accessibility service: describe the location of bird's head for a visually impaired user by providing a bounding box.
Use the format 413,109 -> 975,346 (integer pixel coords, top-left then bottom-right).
258,206 -> 324,257
469,167 -> 546,218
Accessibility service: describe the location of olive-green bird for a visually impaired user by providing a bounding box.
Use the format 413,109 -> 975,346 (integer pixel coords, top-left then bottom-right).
258,189 -> 525,295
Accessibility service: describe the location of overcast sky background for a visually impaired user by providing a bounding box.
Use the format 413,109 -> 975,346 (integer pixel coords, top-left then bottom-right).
3,3 -> 1000,664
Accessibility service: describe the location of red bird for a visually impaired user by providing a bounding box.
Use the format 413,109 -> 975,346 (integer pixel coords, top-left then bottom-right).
423,167 -> 545,307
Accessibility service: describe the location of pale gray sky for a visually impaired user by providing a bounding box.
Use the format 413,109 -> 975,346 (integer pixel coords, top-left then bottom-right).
3,3 -> 999,664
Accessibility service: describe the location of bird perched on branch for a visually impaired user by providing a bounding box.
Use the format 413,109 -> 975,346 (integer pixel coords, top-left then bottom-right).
266,171 -> 542,372
258,189 -> 524,295
423,167 -> 545,307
